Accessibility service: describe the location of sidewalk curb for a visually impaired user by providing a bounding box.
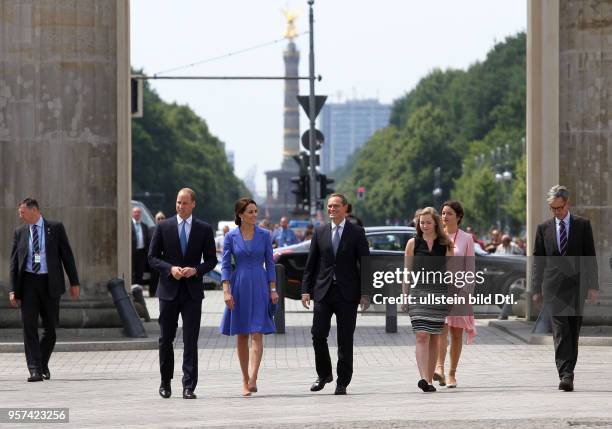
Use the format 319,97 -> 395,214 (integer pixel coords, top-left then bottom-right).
488,320 -> 612,346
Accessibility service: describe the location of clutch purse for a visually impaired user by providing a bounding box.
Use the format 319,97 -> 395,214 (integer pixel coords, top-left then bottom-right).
268,301 -> 278,318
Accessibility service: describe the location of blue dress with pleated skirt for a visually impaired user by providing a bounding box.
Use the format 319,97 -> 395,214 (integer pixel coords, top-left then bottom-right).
220,226 -> 277,335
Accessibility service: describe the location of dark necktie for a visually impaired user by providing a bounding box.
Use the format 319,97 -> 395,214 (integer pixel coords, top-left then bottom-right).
180,221 -> 188,256
559,220 -> 567,256
32,225 -> 40,273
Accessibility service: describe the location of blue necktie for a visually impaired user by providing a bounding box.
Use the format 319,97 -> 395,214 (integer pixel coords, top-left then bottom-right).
180,221 -> 188,255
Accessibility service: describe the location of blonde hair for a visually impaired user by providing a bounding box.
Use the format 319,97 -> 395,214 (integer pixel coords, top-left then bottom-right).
415,206 -> 452,248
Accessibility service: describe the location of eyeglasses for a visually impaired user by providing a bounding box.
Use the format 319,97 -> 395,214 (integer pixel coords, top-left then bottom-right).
549,203 -> 566,213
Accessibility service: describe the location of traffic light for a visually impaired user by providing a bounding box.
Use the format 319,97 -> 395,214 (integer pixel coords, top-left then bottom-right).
131,76 -> 143,118
292,151 -> 319,172
291,175 -> 309,209
318,174 -> 335,200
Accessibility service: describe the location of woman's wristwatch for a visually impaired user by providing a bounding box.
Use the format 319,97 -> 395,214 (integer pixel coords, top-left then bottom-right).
270,288 -> 277,292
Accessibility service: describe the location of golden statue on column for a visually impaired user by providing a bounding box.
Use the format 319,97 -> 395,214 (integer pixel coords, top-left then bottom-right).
282,8 -> 300,40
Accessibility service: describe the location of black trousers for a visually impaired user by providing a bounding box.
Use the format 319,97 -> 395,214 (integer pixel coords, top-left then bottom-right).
20,273 -> 60,374
149,269 -> 159,297
311,282 -> 358,387
132,248 -> 147,284
552,315 -> 582,380
158,284 -> 202,390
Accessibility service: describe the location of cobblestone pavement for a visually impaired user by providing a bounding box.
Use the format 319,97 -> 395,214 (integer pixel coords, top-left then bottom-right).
1,291 -> 611,428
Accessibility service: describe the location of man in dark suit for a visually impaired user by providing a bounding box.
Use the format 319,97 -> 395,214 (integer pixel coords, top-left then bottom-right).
131,206 -> 151,285
148,188 -> 217,399
301,193 -> 370,395
532,185 -> 598,392
9,198 -> 80,382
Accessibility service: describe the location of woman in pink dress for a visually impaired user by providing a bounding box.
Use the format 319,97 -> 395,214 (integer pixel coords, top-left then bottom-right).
434,201 -> 476,388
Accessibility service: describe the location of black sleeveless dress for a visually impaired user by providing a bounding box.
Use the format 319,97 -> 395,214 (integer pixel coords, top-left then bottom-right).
408,237 -> 449,334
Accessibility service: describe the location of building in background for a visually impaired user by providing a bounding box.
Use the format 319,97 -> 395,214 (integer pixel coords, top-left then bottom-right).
319,99 -> 391,173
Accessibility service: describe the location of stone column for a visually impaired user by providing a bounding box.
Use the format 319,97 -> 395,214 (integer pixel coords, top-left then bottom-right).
558,0 -> 612,322
0,0 -> 131,327
281,40 -> 300,171
527,0 -> 612,322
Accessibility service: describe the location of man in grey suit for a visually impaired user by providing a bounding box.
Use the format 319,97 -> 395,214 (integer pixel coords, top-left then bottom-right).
9,198 -> 80,382
532,185 -> 598,392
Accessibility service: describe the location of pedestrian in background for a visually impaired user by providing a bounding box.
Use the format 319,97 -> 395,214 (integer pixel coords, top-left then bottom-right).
216,225 -> 230,253
401,207 -> 453,393
272,216 -> 299,248
131,206 -> 150,286
495,234 -> 522,255
346,203 -> 364,227
9,198 -> 80,382
302,223 -> 314,241
220,198 -> 279,396
154,211 -> 166,223
148,211 -> 166,297
485,229 -> 501,253
435,201 -> 476,389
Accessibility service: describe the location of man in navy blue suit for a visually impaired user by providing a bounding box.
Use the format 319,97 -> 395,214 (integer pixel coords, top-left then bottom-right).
148,188 -> 217,399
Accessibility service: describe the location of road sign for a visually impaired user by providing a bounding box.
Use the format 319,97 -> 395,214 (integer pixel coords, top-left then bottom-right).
297,95 -> 327,120
301,129 -> 324,151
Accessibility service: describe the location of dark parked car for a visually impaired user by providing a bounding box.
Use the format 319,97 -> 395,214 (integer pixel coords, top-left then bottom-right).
273,226 -> 526,303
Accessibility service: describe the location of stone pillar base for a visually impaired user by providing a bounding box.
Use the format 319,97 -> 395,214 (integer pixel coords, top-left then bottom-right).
0,300 -> 122,328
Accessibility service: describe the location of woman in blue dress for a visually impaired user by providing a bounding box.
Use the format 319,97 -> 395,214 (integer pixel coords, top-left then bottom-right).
220,198 -> 279,396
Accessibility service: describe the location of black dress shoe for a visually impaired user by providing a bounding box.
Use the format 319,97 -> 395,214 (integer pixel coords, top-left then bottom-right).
183,388 -> 197,399
334,384 -> 347,395
310,375 -> 333,392
42,369 -> 50,380
418,379 -> 436,392
559,378 -> 574,392
28,372 -> 43,382
159,383 -> 171,398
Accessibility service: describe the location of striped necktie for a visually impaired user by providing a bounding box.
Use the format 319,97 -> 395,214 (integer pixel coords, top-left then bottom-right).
559,219 -> 568,256
32,225 -> 40,273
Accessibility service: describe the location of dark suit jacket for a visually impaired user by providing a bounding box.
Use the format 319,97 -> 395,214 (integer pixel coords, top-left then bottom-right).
131,220 -> 151,255
532,214 -> 598,310
148,216 -> 217,301
301,221 -> 370,303
10,218 -> 80,299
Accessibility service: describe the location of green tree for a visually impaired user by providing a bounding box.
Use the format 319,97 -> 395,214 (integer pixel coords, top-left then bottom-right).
337,32 -> 526,233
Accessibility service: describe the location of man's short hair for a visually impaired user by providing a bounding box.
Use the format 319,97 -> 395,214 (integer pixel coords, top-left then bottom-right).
178,188 -> 196,202
18,198 -> 39,210
328,193 -> 348,206
546,185 -> 569,204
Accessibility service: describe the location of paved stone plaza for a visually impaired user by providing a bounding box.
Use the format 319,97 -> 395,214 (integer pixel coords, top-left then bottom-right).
1,291 -> 611,428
